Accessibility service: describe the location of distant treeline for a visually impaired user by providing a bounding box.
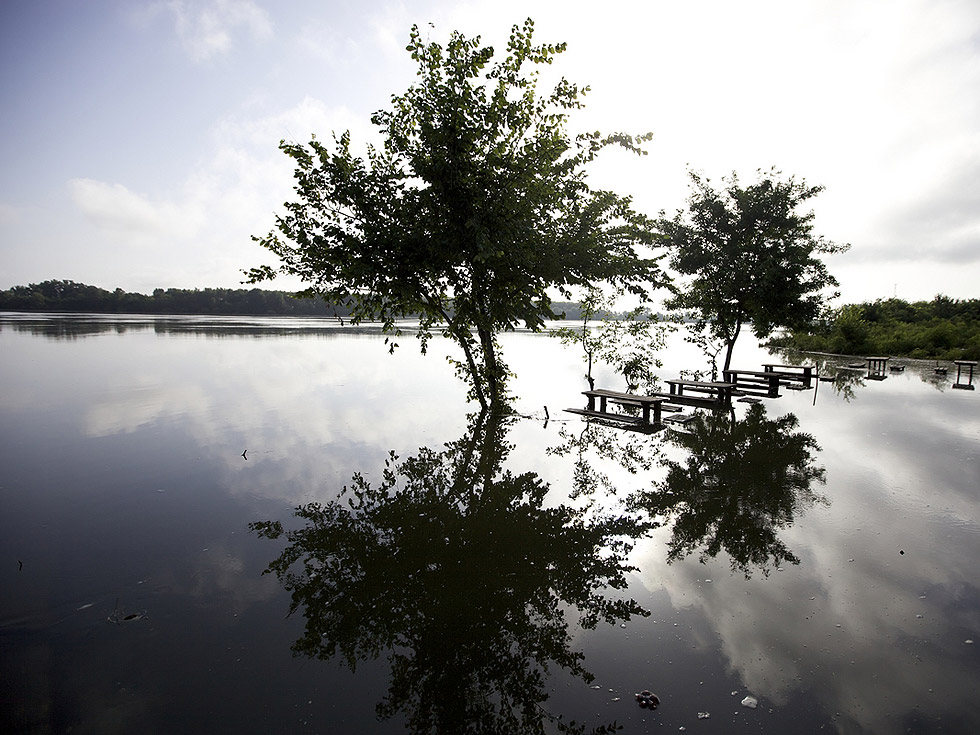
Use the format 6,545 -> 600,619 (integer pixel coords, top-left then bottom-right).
0,280 -> 602,321
769,295 -> 980,360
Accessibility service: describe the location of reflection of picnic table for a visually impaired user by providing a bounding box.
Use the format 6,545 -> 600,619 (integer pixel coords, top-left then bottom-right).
568,389 -> 669,425
865,356 -> 890,373
954,360 -> 978,390
665,379 -> 735,406
723,369 -> 781,397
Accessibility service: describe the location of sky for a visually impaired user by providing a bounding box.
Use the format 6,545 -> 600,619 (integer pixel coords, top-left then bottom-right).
1,0 -> 978,305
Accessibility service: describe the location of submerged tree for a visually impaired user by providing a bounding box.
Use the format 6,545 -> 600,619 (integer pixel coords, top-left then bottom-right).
659,169 -> 848,372
247,19 -> 665,408
551,287 -> 674,393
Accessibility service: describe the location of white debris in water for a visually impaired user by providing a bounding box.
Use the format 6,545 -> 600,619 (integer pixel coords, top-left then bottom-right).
966,640 -> 975,644
741,695 -> 758,709
697,711 -> 710,719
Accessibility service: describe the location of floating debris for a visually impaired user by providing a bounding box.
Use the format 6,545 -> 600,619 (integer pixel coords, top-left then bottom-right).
697,711 -> 711,719
636,690 -> 660,709
741,695 -> 758,709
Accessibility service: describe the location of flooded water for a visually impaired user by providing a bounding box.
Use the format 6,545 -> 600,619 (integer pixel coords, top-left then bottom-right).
2,312 -> 979,734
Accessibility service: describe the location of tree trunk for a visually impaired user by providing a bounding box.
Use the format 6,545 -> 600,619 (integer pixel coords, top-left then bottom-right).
477,324 -> 503,407
723,318 -> 743,373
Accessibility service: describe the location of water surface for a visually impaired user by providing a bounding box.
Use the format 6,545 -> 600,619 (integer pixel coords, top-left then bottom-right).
2,313 -> 978,734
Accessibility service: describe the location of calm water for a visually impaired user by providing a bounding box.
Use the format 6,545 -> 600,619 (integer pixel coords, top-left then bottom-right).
2,313 -> 979,734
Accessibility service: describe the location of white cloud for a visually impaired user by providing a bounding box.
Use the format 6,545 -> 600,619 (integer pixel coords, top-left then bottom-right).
62,97 -> 379,291
166,0 -> 273,62
68,179 -> 169,234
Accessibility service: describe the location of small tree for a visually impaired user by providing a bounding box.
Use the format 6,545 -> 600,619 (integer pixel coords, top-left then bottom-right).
552,287 -> 673,394
659,169 -> 848,372
247,19 -> 664,409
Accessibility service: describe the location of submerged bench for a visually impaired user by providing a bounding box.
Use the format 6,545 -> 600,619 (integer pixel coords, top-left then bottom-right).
761,363 -> 815,386
575,389 -> 669,425
723,369 -> 781,397
664,379 -> 735,406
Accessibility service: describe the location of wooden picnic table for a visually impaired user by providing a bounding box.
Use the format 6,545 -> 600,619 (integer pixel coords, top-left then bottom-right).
580,389 -> 669,425
723,369 -> 781,397
664,379 -> 735,405
762,363 -> 815,383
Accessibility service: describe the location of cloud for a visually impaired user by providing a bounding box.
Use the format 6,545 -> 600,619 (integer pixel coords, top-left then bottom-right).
68,179 -> 169,234
165,0 -> 273,62
62,97 -> 378,291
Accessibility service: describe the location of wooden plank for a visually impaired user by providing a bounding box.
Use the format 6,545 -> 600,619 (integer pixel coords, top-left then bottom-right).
665,379 -> 736,388
564,408 -> 643,424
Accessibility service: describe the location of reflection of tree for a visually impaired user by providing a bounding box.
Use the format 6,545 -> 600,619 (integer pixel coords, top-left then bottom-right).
251,408 -> 650,734
631,404 -> 827,577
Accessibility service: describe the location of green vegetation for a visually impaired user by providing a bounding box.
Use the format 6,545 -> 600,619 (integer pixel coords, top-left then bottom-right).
246,19 -> 664,409
0,279 -> 603,322
0,279 -> 349,316
659,169 -> 848,371
768,295 -> 980,360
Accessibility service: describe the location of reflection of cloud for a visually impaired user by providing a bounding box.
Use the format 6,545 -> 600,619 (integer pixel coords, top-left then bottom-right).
84,382 -> 214,436
176,542 -> 279,613
63,329 -> 470,505
632,380 -> 980,733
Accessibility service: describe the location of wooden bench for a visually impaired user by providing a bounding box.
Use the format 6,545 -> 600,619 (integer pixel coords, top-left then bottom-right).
723,369 -> 781,397
575,389 -> 669,425
762,363 -> 815,386
664,379 -> 735,406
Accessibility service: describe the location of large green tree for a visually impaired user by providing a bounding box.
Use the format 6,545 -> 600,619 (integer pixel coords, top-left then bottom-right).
659,169 -> 848,372
247,19 -> 664,409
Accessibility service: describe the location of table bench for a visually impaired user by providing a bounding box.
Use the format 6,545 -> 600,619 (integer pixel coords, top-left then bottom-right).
664,379 -> 735,406
762,363 -> 815,386
723,369 -> 781,397
575,389 -> 669,425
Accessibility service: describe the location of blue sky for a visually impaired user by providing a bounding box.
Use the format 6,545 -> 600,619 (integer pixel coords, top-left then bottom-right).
1,0 -> 978,304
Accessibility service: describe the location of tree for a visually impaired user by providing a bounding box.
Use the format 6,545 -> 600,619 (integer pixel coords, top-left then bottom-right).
246,19 -> 664,409
659,169 -> 848,371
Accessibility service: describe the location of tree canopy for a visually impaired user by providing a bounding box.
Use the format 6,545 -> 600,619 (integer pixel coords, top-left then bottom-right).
660,169 -> 848,371
247,19 -> 664,408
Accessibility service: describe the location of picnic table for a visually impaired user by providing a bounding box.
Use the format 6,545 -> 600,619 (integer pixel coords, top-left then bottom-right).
664,379 -> 735,405
723,369 -> 781,397
761,363 -> 815,386
576,389 -> 669,425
